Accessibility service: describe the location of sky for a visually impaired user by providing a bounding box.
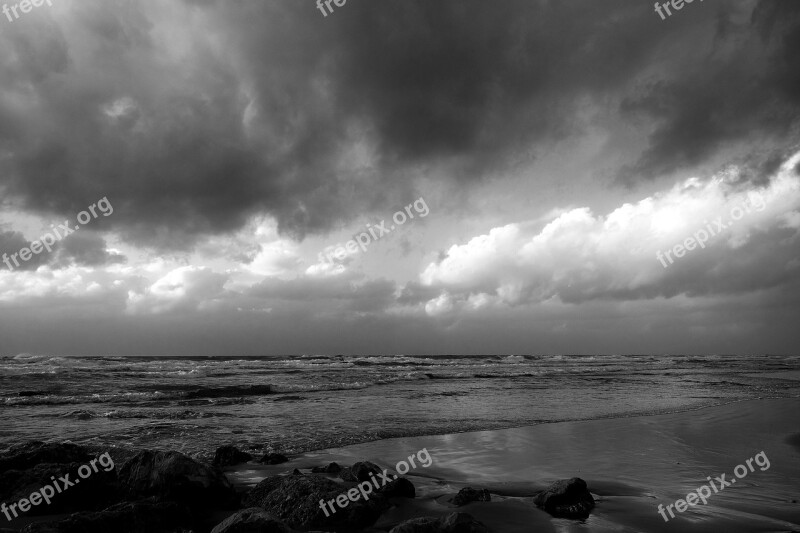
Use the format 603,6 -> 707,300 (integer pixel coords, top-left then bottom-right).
0,0 -> 799,356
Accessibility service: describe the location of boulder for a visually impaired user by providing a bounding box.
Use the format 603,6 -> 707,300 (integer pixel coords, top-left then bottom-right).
259,453 -> 289,465
439,512 -> 492,532
388,517 -> 439,533
117,450 -> 237,509
389,512 -> 490,533
532,477 -> 594,519
0,442 -> 90,473
213,446 -> 253,467
310,462 -> 341,474
0,462 -> 119,516
339,461 -> 382,483
19,501 -> 193,533
244,474 -> 388,531
210,508 -> 292,533
452,487 -> 490,506
379,477 -> 416,499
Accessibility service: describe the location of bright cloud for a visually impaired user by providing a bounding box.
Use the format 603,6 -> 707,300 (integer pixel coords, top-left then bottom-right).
420,152 -> 800,314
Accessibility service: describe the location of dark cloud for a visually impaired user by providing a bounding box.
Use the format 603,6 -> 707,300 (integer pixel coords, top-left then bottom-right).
0,0 -> 797,248
0,230 -> 51,271
52,232 -> 126,268
619,0 -> 800,183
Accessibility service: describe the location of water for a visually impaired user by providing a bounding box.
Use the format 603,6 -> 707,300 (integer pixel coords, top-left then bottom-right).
2,354 -> 799,461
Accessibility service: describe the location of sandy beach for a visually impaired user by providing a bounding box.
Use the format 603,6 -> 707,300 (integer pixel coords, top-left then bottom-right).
225,398 -> 800,532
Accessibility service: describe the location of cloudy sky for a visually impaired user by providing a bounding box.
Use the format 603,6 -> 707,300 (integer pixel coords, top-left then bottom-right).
1,0 -> 799,356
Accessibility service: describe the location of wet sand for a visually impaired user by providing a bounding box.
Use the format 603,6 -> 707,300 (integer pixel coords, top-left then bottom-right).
227,398 -> 800,532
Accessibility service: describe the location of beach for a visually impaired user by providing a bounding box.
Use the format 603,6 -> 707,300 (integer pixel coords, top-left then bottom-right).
219,398 -> 800,532
2,355 -> 799,531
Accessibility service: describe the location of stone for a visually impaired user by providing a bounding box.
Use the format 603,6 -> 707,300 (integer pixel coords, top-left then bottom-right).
210,508 -> 292,533
117,450 -> 238,509
213,446 -> 253,467
452,487 -> 491,506
533,477 -> 595,519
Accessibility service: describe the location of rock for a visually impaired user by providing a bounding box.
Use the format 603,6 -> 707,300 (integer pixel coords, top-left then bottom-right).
389,517 -> 440,533
389,512 -> 490,533
19,501 -> 193,533
259,453 -> 289,465
117,450 -> 237,510
210,508 -> 292,533
291,468 -> 303,475
439,512 -> 491,532
0,441 -> 91,473
244,474 -> 388,531
242,475 -> 286,508
452,487 -> 491,506
0,462 -> 120,516
310,462 -> 341,474
339,461 -> 382,483
533,477 -> 594,519
379,477 -> 416,499
213,446 -> 253,467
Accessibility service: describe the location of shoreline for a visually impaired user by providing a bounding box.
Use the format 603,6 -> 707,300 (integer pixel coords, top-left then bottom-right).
223,397 -> 800,532
3,397 -> 798,532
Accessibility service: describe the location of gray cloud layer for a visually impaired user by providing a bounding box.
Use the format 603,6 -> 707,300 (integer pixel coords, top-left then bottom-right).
1,1 -> 798,249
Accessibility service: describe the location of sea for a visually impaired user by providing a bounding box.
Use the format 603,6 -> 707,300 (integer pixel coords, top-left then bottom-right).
2,353 -> 799,461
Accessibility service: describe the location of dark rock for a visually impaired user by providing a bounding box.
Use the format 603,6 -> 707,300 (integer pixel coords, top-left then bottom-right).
291,468 -> 303,475
439,512 -> 491,532
245,474 -> 388,531
389,517 -> 440,533
242,475 -> 286,508
210,508 -> 292,533
0,462 -> 119,516
310,462 -> 341,474
389,512 -> 490,533
0,442 -> 91,473
213,446 -> 253,467
19,501 -> 193,533
379,477 -> 416,499
339,461 -> 382,483
533,477 -> 594,519
452,487 -> 491,506
259,453 -> 289,465
117,450 -> 237,510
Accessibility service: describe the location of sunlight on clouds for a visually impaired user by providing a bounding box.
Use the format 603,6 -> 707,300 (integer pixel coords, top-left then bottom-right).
420,151 -> 800,314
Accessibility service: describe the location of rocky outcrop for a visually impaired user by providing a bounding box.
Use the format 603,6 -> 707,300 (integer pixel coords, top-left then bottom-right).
339,461 -> 382,483
258,453 -> 289,465
310,462 -> 341,474
210,508 -> 292,533
0,442 -> 90,473
0,462 -> 119,516
389,512 -> 490,533
213,446 -> 253,467
117,450 -> 238,509
244,474 -> 388,531
532,477 -> 594,519
19,501 -> 192,533
452,487 -> 491,506
379,477 -> 416,499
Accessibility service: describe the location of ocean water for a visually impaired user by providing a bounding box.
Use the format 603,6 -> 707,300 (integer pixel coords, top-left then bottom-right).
2,354 -> 799,461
